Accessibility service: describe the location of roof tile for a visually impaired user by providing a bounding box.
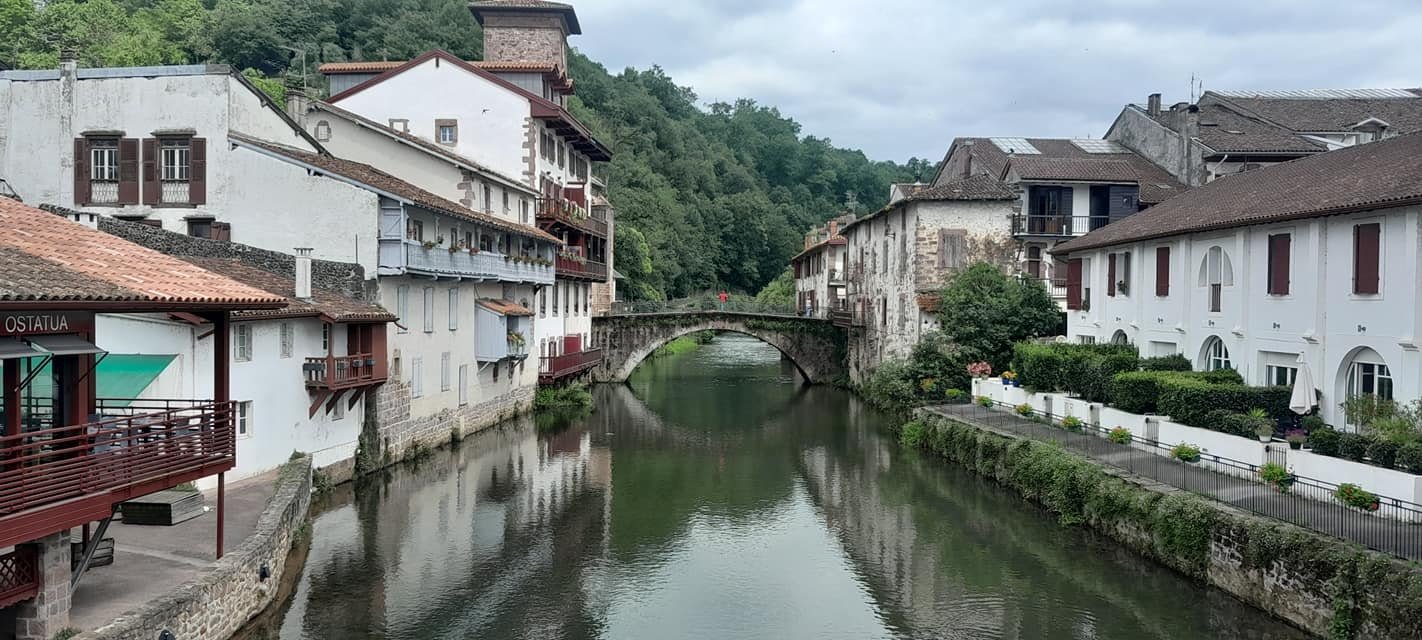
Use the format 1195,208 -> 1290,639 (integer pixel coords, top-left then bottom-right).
182,258 -> 395,323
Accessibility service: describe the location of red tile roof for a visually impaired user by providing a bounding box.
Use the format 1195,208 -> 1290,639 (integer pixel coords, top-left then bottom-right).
183,258 -> 395,323
0,199 -> 285,310
1053,132 -> 1422,254
477,298 -> 533,316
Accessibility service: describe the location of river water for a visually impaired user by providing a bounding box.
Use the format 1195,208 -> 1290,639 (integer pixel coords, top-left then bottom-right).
251,334 -> 1307,640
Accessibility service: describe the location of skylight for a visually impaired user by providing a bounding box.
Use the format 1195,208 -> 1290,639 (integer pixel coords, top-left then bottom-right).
1070,139 -> 1128,154
990,137 -> 1041,154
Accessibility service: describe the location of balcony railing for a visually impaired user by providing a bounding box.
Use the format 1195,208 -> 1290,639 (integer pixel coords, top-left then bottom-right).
0,545 -> 38,608
556,255 -> 609,281
539,348 -> 604,383
1012,214 -> 1111,237
0,400 -> 235,549
537,197 -> 608,237
304,354 -> 382,390
405,241 -> 555,284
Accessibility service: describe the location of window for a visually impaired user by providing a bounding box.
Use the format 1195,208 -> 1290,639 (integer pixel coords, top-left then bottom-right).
280,323 -> 293,359
448,288 -> 459,331
459,365 -> 469,406
410,357 -> 423,397
422,287 -> 434,333
1110,330 -> 1129,345
937,229 -> 966,271
539,288 -> 547,317
1078,335 -> 1097,345
236,401 -> 252,437
1203,337 -> 1232,371
479,232 -> 493,252
1026,246 -> 1042,279
483,184 -> 493,213
1267,233 -> 1291,295
90,138 -> 120,203
441,352 -> 451,392
552,283 -> 559,316
557,141 -> 565,168
235,325 -> 252,362
333,399 -> 345,421
1065,258 -> 1084,310
1155,246 -> 1170,297
1266,364 -> 1298,387
503,192 -> 510,216
159,138 -> 191,204
314,120 -> 331,142
436,119 -> 458,145
563,282 -> 570,315
1347,358 -> 1394,426
407,219 -> 425,242
520,199 -> 530,224
1027,186 -> 1072,233
396,285 -> 410,334
1198,246 -> 1233,312
320,324 -> 330,352
389,119 -> 409,133
187,218 -> 213,239
1353,222 -> 1381,295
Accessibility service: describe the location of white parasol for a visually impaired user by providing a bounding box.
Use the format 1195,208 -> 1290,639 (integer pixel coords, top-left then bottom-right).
1290,355 -> 1317,415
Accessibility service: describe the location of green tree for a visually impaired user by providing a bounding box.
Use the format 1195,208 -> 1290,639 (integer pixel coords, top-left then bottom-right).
937,263 -> 1062,371
754,269 -> 794,307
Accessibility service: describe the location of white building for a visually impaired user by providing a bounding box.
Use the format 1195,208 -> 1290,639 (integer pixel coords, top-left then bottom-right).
316,0 -> 614,382
792,218 -> 850,318
838,175 -> 1018,382
1054,132 -> 1422,429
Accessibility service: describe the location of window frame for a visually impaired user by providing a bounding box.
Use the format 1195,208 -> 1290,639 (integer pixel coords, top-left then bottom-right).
234,324 -> 253,362
441,352 -> 451,392
279,322 -> 294,359
448,288 -> 459,331
422,287 -> 434,333
410,356 -> 424,398
1204,337 -> 1232,371
396,285 -> 410,334
1265,364 -> 1298,387
236,401 -> 252,437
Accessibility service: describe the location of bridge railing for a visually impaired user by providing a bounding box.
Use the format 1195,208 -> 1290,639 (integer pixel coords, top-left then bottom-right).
610,296 -> 798,316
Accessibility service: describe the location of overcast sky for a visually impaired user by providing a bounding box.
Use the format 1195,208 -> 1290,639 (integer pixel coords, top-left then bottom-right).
568,0 -> 1422,163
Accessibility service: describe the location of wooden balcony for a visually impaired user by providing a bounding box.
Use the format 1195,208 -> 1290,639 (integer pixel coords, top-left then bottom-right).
537,197 -> 608,238
0,400 -> 235,549
0,545 -> 38,608
304,353 -> 383,391
539,348 -> 603,384
556,255 -> 609,281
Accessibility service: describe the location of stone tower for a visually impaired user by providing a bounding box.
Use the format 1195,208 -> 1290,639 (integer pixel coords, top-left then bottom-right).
469,0 -> 583,70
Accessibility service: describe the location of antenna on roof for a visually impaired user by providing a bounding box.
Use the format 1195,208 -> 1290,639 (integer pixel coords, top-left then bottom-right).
1189,74 -> 1203,103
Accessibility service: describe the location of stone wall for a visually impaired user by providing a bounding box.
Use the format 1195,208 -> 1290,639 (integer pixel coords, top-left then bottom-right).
910,410 -> 1422,639
12,532 -> 72,640
74,456 -> 313,640
367,378 -> 534,468
592,313 -> 847,385
482,14 -> 568,68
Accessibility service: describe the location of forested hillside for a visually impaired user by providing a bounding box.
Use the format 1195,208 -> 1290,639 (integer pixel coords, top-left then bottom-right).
0,0 -> 932,299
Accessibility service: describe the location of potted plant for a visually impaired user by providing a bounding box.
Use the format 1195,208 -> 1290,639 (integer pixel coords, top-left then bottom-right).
1171,443 -> 1202,464
976,395 -> 995,409
1334,483 -> 1381,512
1014,403 -> 1034,417
422,240 -> 437,250
448,244 -> 460,254
1116,280 -> 1128,295
1285,428 -> 1307,450
967,361 -> 993,379
1001,371 -> 1019,387
1060,415 -> 1083,432
1248,407 -> 1274,442
1108,427 -> 1132,445
507,331 -> 526,348
1257,462 -> 1295,493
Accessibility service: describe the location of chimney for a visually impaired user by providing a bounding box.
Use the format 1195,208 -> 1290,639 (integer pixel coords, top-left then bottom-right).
64,209 -> 98,229
1147,93 -> 1162,117
285,89 -> 311,124
828,221 -> 838,237
294,248 -> 313,300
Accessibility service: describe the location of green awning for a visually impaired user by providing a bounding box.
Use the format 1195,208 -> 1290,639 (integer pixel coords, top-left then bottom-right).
95,355 -> 176,406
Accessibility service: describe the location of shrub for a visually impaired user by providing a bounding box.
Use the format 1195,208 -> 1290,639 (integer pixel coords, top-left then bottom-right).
1015,403 -> 1035,417
1013,342 -> 1138,401
1108,427 -> 1132,444
1156,377 -> 1290,428
535,383 -> 593,410
1202,409 -> 1257,439
1334,483 -> 1380,511
1257,462 -> 1294,493
1395,442 -> 1422,473
1300,415 -> 1327,433
1138,354 -> 1192,371
1367,439 -> 1399,469
862,361 -> 919,411
1338,433 -> 1371,462
976,395 -> 994,408
1108,369 -> 1244,415
1171,443 -> 1201,463
944,388 -> 968,404
1310,427 -> 1341,456
1060,415 -> 1083,432
899,420 -> 929,448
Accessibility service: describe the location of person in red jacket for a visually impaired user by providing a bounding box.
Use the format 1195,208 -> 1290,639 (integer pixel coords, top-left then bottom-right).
717,290 -> 729,310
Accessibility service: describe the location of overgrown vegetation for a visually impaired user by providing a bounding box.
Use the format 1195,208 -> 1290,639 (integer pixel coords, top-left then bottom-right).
535,383 -> 594,411
936,264 -> 1062,372
860,331 -> 973,412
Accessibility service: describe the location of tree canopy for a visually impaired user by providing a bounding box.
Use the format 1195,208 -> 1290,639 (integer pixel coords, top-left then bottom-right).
936,263 -> 1063,371
3,0 -> 928,300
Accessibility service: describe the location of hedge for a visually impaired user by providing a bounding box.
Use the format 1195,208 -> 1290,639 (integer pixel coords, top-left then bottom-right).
1139,354 -> 1193,372
1013,342 -> 1138,402
1156,377 -> 1292,428
1108,369 -> 1244,415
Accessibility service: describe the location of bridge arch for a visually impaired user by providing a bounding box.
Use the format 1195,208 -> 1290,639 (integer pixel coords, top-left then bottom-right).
591,312 -> 847,385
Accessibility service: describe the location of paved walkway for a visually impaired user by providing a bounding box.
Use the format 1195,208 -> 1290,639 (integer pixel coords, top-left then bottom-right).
67,470 -> 279,631
929,404 -> 1422,561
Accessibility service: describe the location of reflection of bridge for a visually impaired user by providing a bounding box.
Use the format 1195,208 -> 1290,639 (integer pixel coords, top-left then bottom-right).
590,312 -> 847,384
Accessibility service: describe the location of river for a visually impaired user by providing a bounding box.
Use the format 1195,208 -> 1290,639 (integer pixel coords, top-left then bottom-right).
248,334 -> 1308,640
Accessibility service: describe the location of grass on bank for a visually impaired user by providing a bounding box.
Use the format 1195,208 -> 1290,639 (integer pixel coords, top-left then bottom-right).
535,383 -> 593,411
651,330 -> 716,358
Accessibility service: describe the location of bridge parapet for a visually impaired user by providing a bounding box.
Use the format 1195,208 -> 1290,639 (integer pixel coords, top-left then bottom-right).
591,312 -> 847,384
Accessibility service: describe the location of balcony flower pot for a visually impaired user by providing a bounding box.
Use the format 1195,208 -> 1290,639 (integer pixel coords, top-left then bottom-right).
422,241 -> 437,250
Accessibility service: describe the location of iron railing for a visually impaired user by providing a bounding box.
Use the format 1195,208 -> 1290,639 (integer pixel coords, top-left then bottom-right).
934,400 -> 1422,560
1011,214 -> 1111,237
610,296 -> 797,316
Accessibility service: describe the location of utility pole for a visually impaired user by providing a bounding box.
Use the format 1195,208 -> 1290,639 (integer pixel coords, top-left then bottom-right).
280,45 -> 308,94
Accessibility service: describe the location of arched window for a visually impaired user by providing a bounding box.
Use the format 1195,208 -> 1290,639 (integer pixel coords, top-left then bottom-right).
1026,245 -> 1042,279
1110,330 -> 1130,345
1197,246 -> 1233,312
1202,336 -> 1232,371
1346,348 -> 1393,402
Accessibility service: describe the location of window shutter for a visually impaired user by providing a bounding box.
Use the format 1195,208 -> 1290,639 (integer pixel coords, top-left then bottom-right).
118,138 -> 140,204
73,138 -> 91,205
938,229 -> 966,271
1353,223 -> 1380,294
1066,258 -> 1083,310
212,221 -> 232,242
1267,234 -> 1291,295
141,138 -> 159,205
189,137 -> 207,205
1107,254 -> 1117,297
1155,246 -> 1170,297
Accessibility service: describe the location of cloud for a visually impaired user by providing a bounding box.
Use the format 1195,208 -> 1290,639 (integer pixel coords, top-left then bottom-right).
568,0 -> 1422,162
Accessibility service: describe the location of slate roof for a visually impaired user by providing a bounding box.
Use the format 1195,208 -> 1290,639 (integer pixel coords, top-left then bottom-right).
228,133 -> 560,244
1148,91 -> 1422,155
182,258 -> 395,323
1222,92 -> 1422,133
0,198 -> 284,309
469,0 -> 581,34
1052,132 -> 1422,255
1188,101 -> 1323,153
943,137 -> 1186,204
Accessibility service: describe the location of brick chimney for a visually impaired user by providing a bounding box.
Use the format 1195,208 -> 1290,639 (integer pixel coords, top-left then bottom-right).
828,221 -> 838,237
469,1 -> 582,70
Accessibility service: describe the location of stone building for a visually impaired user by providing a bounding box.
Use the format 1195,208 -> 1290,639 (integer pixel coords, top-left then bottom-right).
791,216 -> 851,318
838,175 -> 1018,382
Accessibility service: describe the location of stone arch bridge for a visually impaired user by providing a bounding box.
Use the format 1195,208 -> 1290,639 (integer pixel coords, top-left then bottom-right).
591,312 -> 847,384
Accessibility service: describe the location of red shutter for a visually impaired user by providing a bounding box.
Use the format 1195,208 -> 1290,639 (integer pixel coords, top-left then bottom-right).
141,138 -> 159,205
1353,223 -> 1380,294
118,138 -> 140,204
73,138 -> 91,205
1066,258 -> 1083,310
189,138 -> 207,205
1107,254 -> 1117,297
1155,246 -> 1170,297
1267,234 -> 1291,295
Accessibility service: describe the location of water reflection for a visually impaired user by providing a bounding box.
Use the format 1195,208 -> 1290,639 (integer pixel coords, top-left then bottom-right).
261,335 -> 1307,640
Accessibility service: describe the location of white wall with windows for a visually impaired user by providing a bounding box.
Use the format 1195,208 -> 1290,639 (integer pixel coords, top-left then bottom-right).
533,279 -> 594,364
1063,203 -> 1422,427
